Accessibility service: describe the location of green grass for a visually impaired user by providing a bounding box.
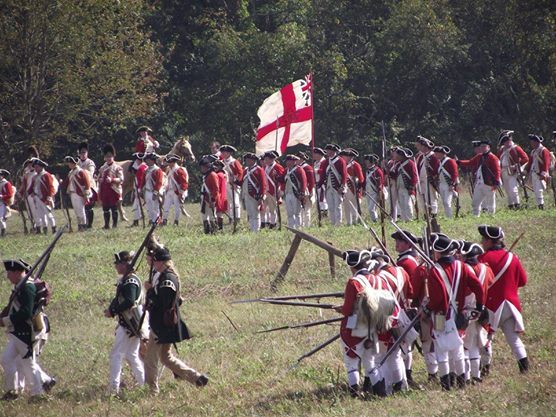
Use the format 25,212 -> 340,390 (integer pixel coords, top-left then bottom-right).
0,199 -> 555,416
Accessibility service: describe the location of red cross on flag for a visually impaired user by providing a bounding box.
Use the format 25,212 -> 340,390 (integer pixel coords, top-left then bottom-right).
256,74 -> 313,156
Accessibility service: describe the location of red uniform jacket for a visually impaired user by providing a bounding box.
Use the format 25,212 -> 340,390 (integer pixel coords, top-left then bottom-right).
317,155 -> 348,190
438,157 -> 459,185
416,152 -> 440,183
242,166 -> 267,199
32,171 -> 56,203
135,163 -> 148,190
63,168 -> 91,198
427,258 -> 484,315
524,145 -> 551,177
264,162 -> 285,196
215,171 -> 228,213
458,152 -> 501,186
378,265 -> 414,305
398,159 -> 418,194
224,157 -> 244,185
135,136 -> 158,153
386,159 -> 399,183
285,166 -> 308,197
479,248 -> 527,312
497,145 -> 529,167
145,167 -> 164,192
346,160 -> 364,196
168,166 -> 189,194
365,165 -> 385,192
468,262 -> 494,300
0,180 -> 14,205
300,162 -> 315,193
201,171 -> 220,209
396,250 -> 420,281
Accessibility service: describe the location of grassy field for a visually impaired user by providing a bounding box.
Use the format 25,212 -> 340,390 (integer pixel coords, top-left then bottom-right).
0,200 -> 555,417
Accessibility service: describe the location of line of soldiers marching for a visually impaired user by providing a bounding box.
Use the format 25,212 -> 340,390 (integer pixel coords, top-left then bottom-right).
335,223 -> 529,397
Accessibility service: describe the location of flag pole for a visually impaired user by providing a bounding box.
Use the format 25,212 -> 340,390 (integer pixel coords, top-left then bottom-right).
309,73 -> 322,227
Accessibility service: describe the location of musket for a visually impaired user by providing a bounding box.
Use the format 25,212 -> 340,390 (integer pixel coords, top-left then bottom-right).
508,231 -> 525,253
257,317 -> 342,334
22,186 -> 36,232
17,198 -> 29,234
454,188 -> 461,218
258,299 -> 337,309
232,292 -> 344,304
0,225 -> 67,318
313,164 -> 322,228
381,121 -> 395,220
135,187 -> 146,228
390,219 -> 435,267
59,186 -> 73,232
290,333 -> 341,369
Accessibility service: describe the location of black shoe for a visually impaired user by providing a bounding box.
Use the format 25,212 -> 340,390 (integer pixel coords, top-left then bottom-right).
129,220 -> 139,227
362,376 -> 371,393
406,369 -> 422,390
456,374 -> 466,389
538,204 -> 544,210
195,374 -> 209,387
42,227 -> 48,235
0,229 -> 5,237
440,375 -> 451,391
203,221 -> 210,234
269,223 -> 276,229
472,377 -> 483,384
392,381 -> 403,393
1,391 -> 19,401
161,219 -> 168,226
51,226 -> 57,234
217,218 -> 223,230
260,222 -> 267,229
174,220 -> 179,226
348,384 -> 360,398
481,364 -> 490,377
518,357 -> 529,374
43,378 -> 56,393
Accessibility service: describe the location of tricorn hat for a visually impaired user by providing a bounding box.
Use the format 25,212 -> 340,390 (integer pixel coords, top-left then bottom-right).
312,147 -> 325,156
498,130 -> 514,146
478,224 -> 504,240
219,145 -> 237,153
136,126 -> 152,134
132,152 -> 145,160
284,154 -> 300,162
342,250 -> 372,268
339,148 -> 359,157
0,169 -> 10,177
199,155 -> 214,166
297,151 -> 309,161
396,147 -> 413,158
32,158 -> 48,167
243,152 -> 259,161
471,140 -> 482,148
433,145 -> 451,154
263,150 -> 279,159
143,152 -> 159,161
324,143 -> 341,152
114,251 -> 134,264
528,134 -> 543,143
103,143 -> 116,156
430,233 -> 458,253
364,154 -> 379,163
152,246 -> 171,262
3,259 -> 32,272
391,230 -> 420,244
459,241 -> 484,257
64,156 -> 78,164
416,136 -> 435,148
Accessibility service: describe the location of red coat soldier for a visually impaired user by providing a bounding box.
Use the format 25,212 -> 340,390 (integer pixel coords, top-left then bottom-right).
415,136 -> 440,216
297,151 -> 315,227
0,169 -> 14,236
162,154 -> 189,226
340,148 -> 364,226
497,131 -> 528,209
364,154 -> 385,222
211,159 -> 229,230
393,148 -> 417,221
199,156 -> 220,234
98,144 -> 124,229
262,151 -> 285,229
317,144 -> 348,226
30,159 -> 57,234
433,146 -> 459,218
524,134 -> 552,209
241,153 -> 266,232
283,155 -> 308,228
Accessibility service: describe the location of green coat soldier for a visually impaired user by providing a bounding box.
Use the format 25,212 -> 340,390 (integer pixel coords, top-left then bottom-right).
143,246 -> 208,393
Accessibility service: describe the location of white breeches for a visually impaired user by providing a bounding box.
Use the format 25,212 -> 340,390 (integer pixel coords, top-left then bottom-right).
144,190 -> 161,223
498,304 -> 527,360
366,189 -> 380,222
1,335 -> 44,396
420,318 -> 438,375
436,342 -> 465,377
244,195 -> 260,231
471,183 -> 496,216
69,193 -> 86,225
531,174 -> 546,205
285,193 -> 302,228
25,195 -> 38,227
163,191 -> 183,222
132,193 -> 143,221
342,189 -> 358,225
464,321 -> 488,379
326,187 -> 343,226
438,182 -> 454,218
0,202 -> 6,230
397,188 -> 414,222
227,184 -> 241,219
300,190 -> 313,227
316,186 -> 328,211
501,171 -> 520,205
109,326 -> 144,392
418,182 -> 438,215
263,193 -> 278,225
388,183 -> 399,220
33,197 -> 56,228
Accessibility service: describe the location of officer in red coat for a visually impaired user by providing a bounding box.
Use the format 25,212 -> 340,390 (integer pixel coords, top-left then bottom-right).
143,153 -> 165,224
220,145 -> 244,223
415,136 -> 440,218
477,225 -> 529,373
457,140 -> 501,216
211,159 -> 229,230
524,134 -> 552,209
317,144 -> 348,226
199,155 -> 220,234
433,146 -> 459,218
62,156 -> 91,231
393,148 -> 417,221
341,148 -> 364,226
135,126 -> 159,154
0,169 -> 14,237
497,130 -> 529,209
98,144 -> 124,229
426,233 -> 485,390
163,154 -> 189,226
241,153 -> 266,232
262,151 -> 285,229
31,158 -> 57,234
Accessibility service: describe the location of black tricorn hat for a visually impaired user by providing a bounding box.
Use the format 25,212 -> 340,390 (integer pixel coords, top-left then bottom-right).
396,148 -> 413,158
114,251 -> 134,264
342,250 -> 372,268
219,145 -> 237,153
136,126 -> 152,134
430,233 -> 458,253
103,143 -> 116,156
528,134 -> 543,143
297,151 -> 309,160
364,154 -> 379,163
312,147 -> 325,156
152,246 -> 171,261
472,140 -> 482,148
284,154 -> 300,162
433,145 -> 451,154
32,158 -> 48,167
460,241 -> 484,257
478,224 -> 504,240
3,259 -> 32,272
143,152 -> 159,161
64,156 -> 78,164
339,148 -> 359,157
243,152 -> 259,161
324,143 -> 341,152
391,230 -> 419,244
497,130 -> 514,146
416,136 -> 435,148
0,169 -> 10,177
263,150 -> 279,159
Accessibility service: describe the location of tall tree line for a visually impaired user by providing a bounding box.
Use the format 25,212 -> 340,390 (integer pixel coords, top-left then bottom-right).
1,0 -> 554,170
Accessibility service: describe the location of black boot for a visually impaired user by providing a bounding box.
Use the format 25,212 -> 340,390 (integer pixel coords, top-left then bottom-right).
111,207 -> 118,228
51,226 -> 56,234
449,372 -> 456,387
174,220 -> 179,226
406,369 -> 421,389
362,376 -> 371,393
372,379 -> 387,397
481,364 -> 490,377
348,384 -> 360,398
260,222 -> 267,229
0,229 -> 5,237
209,221 -> 217,234
538,204 -> 544,210
269,223 -> 276,229
456,374 -> 466,389
103,210 -> 110,229
86,208 -> 94,228
518,357 -> 529,374
129,220 -> 139,227
217,217 -> 223,230
161,219 -> 167,226
203,220 -> 210,234
440,374 -> 451,391
42,227 -> 48,235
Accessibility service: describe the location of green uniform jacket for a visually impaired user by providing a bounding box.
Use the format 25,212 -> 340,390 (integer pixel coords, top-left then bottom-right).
6,279 -> 36,345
